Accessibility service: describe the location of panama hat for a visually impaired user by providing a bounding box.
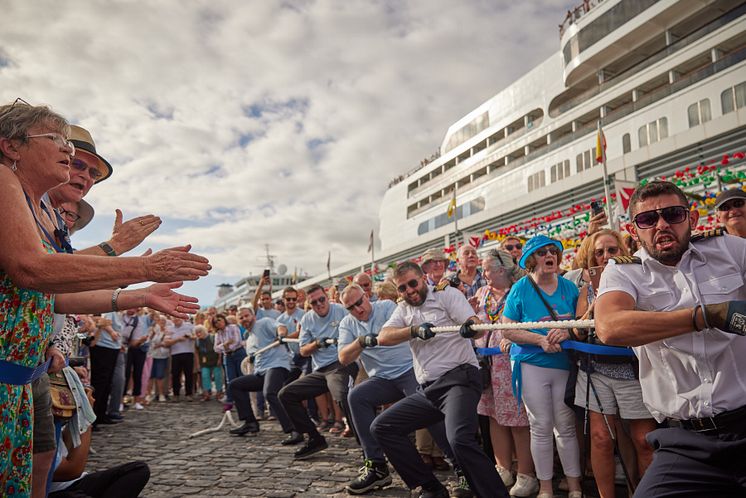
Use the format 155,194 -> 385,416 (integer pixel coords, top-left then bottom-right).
69,125 -> 112,183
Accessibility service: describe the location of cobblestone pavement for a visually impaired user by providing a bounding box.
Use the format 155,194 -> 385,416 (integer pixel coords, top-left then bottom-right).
87,399 -> 454,498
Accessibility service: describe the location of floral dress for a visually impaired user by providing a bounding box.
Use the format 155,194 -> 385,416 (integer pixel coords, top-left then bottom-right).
0,241 -> 55,496
474,285 -> 529,427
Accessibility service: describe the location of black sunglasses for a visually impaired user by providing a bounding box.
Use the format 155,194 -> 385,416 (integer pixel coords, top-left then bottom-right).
345,296 -> 365,312
397,278 -> 420,293
284,297 -> 297,302
633,205 -> 689,229
309,296 -> 327,307
535,246 -> 561,257
717,198 -> 745,212
504,243 -> 522,251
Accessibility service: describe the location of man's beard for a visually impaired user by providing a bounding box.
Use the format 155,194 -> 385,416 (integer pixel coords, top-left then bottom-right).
639,229 -> 690,265
403,285 -> 429,307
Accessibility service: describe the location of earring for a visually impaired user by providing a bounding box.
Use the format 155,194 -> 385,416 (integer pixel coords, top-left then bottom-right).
10,160 -> 17,172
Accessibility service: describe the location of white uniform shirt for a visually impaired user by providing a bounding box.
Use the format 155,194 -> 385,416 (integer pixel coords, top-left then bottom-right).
384,286 -> 478,384
599,234 -> 746,422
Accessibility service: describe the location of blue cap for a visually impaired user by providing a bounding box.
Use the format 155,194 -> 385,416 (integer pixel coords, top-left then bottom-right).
518,235 -> 564,269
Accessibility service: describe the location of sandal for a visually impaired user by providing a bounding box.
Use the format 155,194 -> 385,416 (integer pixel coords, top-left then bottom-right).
419,453 -> 434,469
329,421 -> 345,434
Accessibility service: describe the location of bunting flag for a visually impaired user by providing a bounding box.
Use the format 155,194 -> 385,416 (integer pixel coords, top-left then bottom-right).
447,189 -> 457,218
595,127 -> 606,163
615,180 -> 637,211
367,229 -> 374,253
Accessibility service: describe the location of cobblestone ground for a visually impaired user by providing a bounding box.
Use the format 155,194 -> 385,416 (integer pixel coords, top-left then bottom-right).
88,399 -> 454,498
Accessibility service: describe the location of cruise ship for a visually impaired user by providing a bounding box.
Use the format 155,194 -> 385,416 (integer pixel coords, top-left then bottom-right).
216,0 -> 746,303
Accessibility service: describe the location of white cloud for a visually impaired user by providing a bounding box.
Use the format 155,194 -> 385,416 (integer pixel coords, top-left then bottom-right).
1,0 -> 570,304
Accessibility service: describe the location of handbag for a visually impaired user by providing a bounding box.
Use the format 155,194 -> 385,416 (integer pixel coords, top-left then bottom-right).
48,371 -> 76,420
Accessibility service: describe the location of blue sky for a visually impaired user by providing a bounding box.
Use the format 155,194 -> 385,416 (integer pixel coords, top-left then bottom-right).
1,0 -> 570,307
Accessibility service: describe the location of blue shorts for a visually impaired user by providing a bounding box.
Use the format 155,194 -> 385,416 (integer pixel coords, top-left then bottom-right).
150,358 -> 168,379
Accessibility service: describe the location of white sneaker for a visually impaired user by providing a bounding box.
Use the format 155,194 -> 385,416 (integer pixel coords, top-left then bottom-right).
158,394 -> 167,402
134,402 -> 144,410
496,466 -> 515,487
119,403 -> 124,412
510,473 -> 539,497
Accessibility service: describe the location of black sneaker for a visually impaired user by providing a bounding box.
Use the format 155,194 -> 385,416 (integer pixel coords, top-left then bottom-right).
417,482 -> 449,498
293,436 -> 328,459
450,468 -> 474,498
229,421 -> 259,436
345,460 -> 392,494
281,431 -> 304,445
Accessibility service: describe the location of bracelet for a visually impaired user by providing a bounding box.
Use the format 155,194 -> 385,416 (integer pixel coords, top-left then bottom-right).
691,306 -> 701,332
111,288 -> 122,312
699,302 -> 711,330
98,241 -> 117,257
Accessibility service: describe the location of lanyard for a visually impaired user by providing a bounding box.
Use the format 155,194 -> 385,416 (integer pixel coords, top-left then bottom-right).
23,193 -> 73,254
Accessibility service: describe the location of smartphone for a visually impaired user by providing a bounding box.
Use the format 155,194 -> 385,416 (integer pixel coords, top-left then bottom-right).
263,269 -> 271,279
588,266 -> 603,291
590,200 -> 604,216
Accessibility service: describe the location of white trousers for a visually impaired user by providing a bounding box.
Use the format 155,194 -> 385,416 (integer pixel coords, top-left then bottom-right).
520,363 -> 581,481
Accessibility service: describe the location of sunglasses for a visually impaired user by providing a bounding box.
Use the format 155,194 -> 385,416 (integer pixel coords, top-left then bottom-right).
71,158 -> 103,180
717,198 -> 745,212
633,205 -> 689,229
309,296 -> 327,307
594,246 -> 620,258
504,243 -> 522,251
345,296 -> 365,311
397,278 -> 420,293
535,246 -> 561,257
284,297 -> 297,302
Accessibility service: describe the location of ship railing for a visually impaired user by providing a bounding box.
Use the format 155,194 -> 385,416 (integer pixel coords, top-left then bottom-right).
559,0 -> 605,38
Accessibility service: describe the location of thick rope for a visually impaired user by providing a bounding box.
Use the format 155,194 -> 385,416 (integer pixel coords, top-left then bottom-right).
430,319 -> 595,333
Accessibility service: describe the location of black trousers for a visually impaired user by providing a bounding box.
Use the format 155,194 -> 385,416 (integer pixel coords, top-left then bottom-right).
229,367 -> 294,432
125,346 -> 147,397
50,461 -> 150,498
371,364 -> 508,498
89,346 -> 119,422
278,360 -> 358,436
634,426 -> 746,497
171,353 -> 194,396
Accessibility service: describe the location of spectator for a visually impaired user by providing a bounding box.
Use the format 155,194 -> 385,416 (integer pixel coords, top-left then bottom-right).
452,245 -> 486,300
715,188 -> 746,238
502,235 -> 582,498
253,276 -> 281,320
499,236 -> 524,263
164,317 -> 196,401
274,299 -> 286,313
212,313 -> 246,406
353,272 -> 377,301
90,314 -> 124,429
374,281 -> 398,302
420,248 -> 448,285
195,324 -> 223,401
147,314 -> 170,402
122,308 -> 150,410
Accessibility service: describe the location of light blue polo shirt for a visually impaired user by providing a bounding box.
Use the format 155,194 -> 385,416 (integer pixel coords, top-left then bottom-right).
338,300 -> 412,380
96,312 -> 123,350
299,303 -> 347,371
248,318 -> 291,374
256,308 -> 281,320
276,308 -> 305,355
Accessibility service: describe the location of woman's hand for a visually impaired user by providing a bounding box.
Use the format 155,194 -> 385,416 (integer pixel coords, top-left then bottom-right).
499,338 -> 512,354
538,335 -> 562,353
546,328 -> 569,345
142,282 -> 200,319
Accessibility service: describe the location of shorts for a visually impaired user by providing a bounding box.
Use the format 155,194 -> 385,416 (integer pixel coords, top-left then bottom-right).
574,369 -> 652,420
150,358 -> 168,379
32,373 -> 57,453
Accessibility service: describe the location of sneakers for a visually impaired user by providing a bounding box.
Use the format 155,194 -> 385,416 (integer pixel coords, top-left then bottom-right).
510,473 -> 539,497
451,468 -> 474,498
134,402 -> 145,410
431,456 -> 450,471
229,421 -> 260,436
345,459 -> 392,494
496,465 -> 514,487
281,431 -> 304,445
293,435 -> 328,460
417,482 -> 449,498
158,395 -> 167,402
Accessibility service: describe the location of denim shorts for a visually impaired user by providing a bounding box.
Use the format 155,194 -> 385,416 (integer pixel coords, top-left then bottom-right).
32,373 -> 56,453
150,358 -> 168,379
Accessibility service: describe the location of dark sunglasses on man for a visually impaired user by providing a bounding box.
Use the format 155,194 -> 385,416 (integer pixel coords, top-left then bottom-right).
633,205 -> 689,229
397,279 -> 420,293
345,295 -> 365,312
717,198 -> 745,212
503,243 -> 522,251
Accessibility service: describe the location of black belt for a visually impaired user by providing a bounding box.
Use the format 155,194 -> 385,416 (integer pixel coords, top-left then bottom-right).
667,404 -> 746,433
226,349 -> 243,355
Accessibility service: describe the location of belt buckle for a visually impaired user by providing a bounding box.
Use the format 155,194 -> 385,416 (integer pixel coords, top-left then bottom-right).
691,416 -> 718,432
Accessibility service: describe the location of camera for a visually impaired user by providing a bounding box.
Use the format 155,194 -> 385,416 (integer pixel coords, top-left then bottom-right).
446,273 -> 462,288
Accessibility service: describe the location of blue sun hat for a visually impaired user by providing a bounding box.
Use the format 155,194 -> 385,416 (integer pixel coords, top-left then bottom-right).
518,234 -> 564,269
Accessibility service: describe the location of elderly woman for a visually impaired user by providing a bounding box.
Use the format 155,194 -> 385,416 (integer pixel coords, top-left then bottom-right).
474,249 -> 538,496
574,229 -> 655,498
501,235 -> 582,498
0,101 -> 210,496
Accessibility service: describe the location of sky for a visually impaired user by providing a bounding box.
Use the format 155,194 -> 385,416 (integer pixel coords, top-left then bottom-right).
1,0 -> 571,307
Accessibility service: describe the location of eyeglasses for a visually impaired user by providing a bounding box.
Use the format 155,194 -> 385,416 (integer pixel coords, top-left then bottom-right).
397,279 -> 420,293
535,246 -> 561,257
345,296 -> 365,312
59,208 -> 81,223
26,133 -> 75,155
717,198 -> 745,212
504,243 -> 522,251
284,297 -> 297,302
633,206 -> 689,229
309,296 -> 327,307
71,158 -> 103,180
593,247 -> 619,258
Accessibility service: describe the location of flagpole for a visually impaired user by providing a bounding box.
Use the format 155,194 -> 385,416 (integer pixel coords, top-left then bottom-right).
370,230 -> 375,275
453,186 -> 459,246
598,121 -> 616,231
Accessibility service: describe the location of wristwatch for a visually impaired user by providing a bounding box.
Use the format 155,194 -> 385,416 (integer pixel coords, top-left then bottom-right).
98,241 -> 117,257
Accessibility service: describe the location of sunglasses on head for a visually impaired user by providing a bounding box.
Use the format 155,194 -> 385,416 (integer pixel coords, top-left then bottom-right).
504,243 -> 522,251
309,296 -> 327,307
633,205 -> 689,229
717,198 -> 745,212
535,246 -> 561,257
397,278 -> 420,293
345,295 -> 365,311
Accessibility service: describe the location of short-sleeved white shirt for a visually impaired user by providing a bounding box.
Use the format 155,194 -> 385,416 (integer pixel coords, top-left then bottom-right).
599,234 -> 746,422
383,286 -> 478,384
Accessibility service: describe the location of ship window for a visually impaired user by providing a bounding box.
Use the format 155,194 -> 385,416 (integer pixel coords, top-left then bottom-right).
687,100 -> 711,128
416,197 -> 486,235
622,133 -> 631,154
648,121 -> 658,143
528,171 -> 546,192
576,153 -> 584,173
551,160 -> 571,183
638,125 -> 648,147
584,150 -> 591,169
721,82 -> 746,115
722,87 -> 735,114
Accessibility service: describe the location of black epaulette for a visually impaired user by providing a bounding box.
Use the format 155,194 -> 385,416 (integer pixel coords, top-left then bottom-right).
396,296 -> 404,303
611,256 -> 642,264
691,227 -> 726,243
434,281 -> 449,292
